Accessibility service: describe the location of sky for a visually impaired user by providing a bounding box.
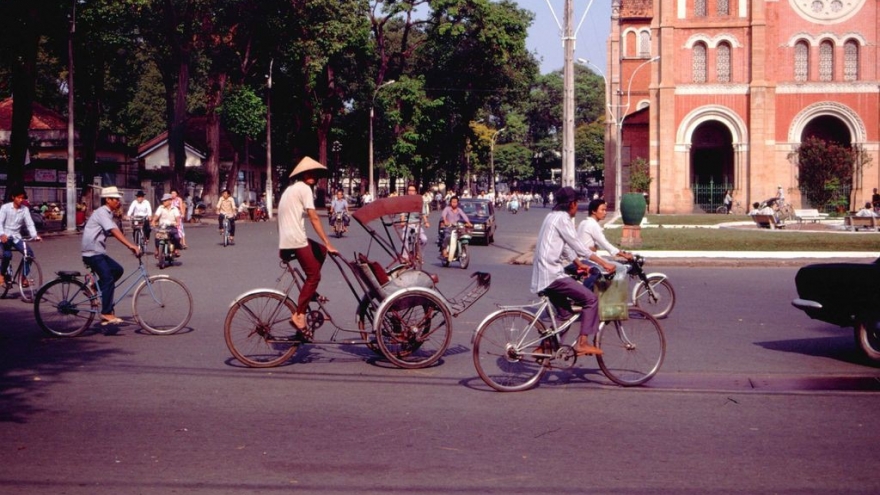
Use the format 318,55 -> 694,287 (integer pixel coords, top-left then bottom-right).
520,0 -> 612,75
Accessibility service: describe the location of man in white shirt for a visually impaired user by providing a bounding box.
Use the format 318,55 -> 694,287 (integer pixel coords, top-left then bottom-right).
0,188 -> 41,286
532,187 -> 615,356
855,202 -> 878,217
151,194 -> 183,257
279,157 -> 338,333
126,190 -> 152,243
577,199 -> 634,261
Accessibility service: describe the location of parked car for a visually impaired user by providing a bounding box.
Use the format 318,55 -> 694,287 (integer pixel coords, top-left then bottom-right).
458,198 -> 496,245
791,258 -> 880,363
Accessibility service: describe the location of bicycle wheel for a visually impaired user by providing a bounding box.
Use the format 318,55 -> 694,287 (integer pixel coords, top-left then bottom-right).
472,309 -> 549,392
374,290 -> 452,369
459,244 -> 469,269
17,258 -> 43,303
631,276 -> 676,319
34,278 -> 98,337
595,308 -> 665,386
133,229 -> 142,249
132,275 -> 193,335
224,291 -> 299,367
715,205 -> 727,214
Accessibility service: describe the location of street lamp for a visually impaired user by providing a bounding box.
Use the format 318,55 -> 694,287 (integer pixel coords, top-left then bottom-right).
489,127 -> 506,200
581,56 -> 658,212
265,58 -> 274,219
369,79 -> 395,198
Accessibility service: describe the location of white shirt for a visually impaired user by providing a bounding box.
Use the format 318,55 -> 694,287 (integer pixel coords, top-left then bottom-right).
577,216 -> 620,257
154,205 -> 181,228
531,211 -> 591,294
0,202 -> 38,241
127,199 -> 152,218
278,181 -> 314,250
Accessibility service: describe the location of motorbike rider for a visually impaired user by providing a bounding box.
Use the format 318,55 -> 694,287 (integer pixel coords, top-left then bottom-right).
151,193 -> 183,258
438,195 -> 472,259
329,190 -> 350,232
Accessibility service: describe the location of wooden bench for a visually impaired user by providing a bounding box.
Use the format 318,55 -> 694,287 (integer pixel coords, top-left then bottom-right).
751,214 -> 784,229
844,215 -> 879,231
793,208 -> 829,224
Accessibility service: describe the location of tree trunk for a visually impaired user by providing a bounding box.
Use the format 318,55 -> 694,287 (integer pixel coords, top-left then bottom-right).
6,9 -> 40,197
204,73 -> 226,211
170,55 -> 190,192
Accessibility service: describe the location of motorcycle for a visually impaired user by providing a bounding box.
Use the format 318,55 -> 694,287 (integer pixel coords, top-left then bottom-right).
332,212 -> 346,238
508,198 -> 519,214
254,202 -> 269,221
440,222 -> 472,269
154,227 -> 177,269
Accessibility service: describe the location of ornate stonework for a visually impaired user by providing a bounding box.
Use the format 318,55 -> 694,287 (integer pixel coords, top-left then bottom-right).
621,0 -> 653,18
788,0 -> 865,24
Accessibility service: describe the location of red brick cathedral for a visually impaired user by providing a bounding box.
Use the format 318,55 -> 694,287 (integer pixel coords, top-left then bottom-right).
606,0 -> 879,213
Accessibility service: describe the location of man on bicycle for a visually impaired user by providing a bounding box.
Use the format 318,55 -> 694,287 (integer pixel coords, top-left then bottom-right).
278,157 -> 338,333
0,188 -> 41,287
81,186 -> 141,325
532,187 -> 615,356
126,190 -> 152,246
329,190 -> 350,232
216,189 -> 237,244
438,196 -> 472,259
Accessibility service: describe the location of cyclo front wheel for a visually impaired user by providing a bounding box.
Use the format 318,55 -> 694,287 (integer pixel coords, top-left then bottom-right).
595,307 -> 665,386
34,278 -> 98,337
132,275 -> 193,334
632,276 -> 676,319
224,291 -> 299,367
374,289 -> 452,369
472,309 -> 548,392
18,258 -> 43,303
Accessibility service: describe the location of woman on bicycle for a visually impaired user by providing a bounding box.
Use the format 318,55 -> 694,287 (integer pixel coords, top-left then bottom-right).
126,190 -> 152,245
0,188 -> 41,287
216,189 -> 237,244
81,186 -> 141,325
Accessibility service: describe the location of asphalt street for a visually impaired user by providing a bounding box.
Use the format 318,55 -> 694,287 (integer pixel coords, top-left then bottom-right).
1,208 -> 879,494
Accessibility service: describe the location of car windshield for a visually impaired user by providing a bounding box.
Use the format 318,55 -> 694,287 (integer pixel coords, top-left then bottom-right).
460,202 -> 488,216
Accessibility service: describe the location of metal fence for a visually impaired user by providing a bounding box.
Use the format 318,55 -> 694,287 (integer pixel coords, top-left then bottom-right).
691,180 -> 734,213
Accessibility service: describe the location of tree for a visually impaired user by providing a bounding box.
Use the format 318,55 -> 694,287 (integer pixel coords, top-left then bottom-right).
629,157 -> 651,193
219,85 -> 266,191
790,136 -> 871,211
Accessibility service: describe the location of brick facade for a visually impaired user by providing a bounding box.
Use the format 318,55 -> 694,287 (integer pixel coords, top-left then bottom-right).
606,0 -> 880,213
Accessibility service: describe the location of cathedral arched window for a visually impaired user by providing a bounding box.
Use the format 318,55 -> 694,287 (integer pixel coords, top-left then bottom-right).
693,43 -> 707,83
638,30 -> 651,58
844,40 -> 859,81
717,0 -> 729,16
716,42 -> 731,82
818,40 -> 833,82
695,0 -> 707,17
794,41 -> 809,82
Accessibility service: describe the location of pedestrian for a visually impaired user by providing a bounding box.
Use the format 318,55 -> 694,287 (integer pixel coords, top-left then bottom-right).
170,189 -> 188,249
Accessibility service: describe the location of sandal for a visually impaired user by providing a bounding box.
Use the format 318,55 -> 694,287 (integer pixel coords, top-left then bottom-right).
100,315 -> 124,326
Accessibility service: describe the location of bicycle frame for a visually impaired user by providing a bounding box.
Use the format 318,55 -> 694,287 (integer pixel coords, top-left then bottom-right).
4,238 -> 34,279
85,256 -> 162,310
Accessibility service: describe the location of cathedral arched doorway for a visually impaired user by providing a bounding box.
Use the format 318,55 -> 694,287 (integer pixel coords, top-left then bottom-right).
690,121 -> 733,211
798,115 -> 853,210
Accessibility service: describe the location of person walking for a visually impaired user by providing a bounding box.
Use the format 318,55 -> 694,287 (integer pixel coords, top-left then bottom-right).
81,186 -> 140,325
170,189 -> 188,249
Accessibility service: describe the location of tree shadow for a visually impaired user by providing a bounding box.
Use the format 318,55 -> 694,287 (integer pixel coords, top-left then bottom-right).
0,302 -> 125,423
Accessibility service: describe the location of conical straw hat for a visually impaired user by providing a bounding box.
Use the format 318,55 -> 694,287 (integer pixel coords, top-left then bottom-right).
289,156 -> 327,178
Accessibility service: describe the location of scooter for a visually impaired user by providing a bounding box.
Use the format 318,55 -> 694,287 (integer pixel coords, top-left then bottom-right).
154,227 -> 178,270
508,198 -> 519,214
440,222 -> 472,269
332,212 -> 346,238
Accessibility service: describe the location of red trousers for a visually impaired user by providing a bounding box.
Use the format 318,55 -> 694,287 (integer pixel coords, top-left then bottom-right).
281,240 -> 327,314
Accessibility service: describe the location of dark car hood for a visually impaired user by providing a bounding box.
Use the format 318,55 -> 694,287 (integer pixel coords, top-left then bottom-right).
795,259 -> 880,325
469,215 -> 491,222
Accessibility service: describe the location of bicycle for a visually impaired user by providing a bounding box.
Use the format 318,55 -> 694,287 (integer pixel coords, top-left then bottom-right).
715,200 -> 744,215
34,252 -> 193,337
625,255 -> 676,319
130,216 -> 148,252
221,215 -> 232,247
1,237 -> 43,302
472,272 -> 666,392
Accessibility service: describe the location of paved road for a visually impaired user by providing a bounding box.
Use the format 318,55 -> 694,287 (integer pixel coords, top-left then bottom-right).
1,210 -> 879,494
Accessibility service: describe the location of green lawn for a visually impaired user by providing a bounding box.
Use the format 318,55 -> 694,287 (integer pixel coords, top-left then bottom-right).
604,226 -> 880,251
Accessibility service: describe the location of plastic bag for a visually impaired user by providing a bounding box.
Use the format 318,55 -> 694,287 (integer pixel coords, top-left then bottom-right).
595,262 -> 628,321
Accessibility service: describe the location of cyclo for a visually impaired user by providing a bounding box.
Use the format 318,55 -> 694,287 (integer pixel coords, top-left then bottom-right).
224,196 -> 491,369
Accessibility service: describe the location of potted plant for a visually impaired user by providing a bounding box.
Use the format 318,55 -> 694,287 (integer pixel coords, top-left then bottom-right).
621,158 -> 651,226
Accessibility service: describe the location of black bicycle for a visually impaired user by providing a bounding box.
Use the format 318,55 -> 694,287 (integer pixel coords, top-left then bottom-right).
1,237 -> 43,302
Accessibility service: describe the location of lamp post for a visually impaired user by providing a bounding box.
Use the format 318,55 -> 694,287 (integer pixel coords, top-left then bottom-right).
265,59 -> 274,219
489,127 -> 506,201
581,56 -> 658,212
369,79 -> 395,199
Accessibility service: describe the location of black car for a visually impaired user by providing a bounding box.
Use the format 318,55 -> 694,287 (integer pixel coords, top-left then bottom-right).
458,199 -> 496,244
792,258 -> 880,362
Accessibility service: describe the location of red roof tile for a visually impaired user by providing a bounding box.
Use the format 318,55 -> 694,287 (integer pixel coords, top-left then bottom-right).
0,98 -> 68,131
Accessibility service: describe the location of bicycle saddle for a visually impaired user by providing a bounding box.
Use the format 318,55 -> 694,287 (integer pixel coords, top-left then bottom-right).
57,270 -> 82,279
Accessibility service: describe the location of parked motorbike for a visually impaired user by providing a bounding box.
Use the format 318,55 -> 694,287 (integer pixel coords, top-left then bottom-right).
440,222 -> 472,269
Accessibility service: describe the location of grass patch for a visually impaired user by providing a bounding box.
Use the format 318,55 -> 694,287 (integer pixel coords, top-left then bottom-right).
605,214 -> 750,226
605,227 -> 880,251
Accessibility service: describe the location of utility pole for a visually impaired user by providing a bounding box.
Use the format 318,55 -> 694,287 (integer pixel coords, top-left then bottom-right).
265,59 -> 273,219
65,0 -> 76,231
561,0 -> 575,188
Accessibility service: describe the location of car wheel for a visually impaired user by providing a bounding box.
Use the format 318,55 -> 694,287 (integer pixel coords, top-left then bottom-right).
854,314 -> 880,363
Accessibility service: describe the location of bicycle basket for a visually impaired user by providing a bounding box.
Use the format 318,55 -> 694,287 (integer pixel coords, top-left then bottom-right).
595,267 -> 628,321
155,230 -> 169,240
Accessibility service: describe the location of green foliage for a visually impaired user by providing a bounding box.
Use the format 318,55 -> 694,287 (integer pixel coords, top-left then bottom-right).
219,86 -> 266,138
789,137 -> 870,210
575,121 -> 605,173
629,157 -> 651,193
493,142 -> 533,181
